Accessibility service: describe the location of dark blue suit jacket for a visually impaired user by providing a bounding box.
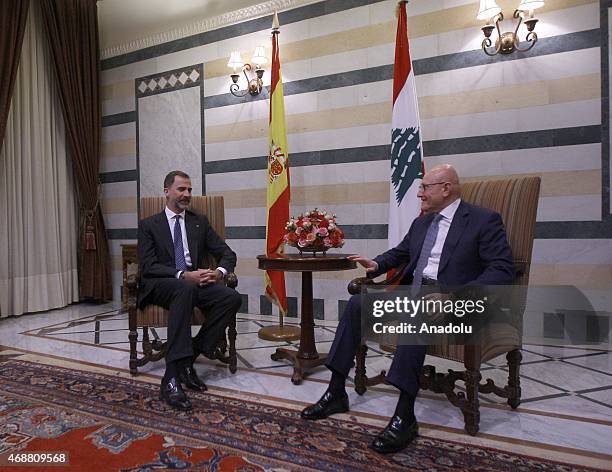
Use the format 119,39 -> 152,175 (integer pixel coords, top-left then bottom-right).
137,209 -> 236,307
371,200 -> 514,286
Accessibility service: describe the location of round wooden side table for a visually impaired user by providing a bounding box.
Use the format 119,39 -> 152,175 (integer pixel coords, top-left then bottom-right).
257,253 -> 356,384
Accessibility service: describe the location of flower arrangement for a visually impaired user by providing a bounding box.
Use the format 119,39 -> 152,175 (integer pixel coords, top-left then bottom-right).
284,208 -> 345,254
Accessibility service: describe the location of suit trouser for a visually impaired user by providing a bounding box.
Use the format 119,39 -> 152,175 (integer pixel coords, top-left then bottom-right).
143,279 -> 242,363
326,293 -> 426,396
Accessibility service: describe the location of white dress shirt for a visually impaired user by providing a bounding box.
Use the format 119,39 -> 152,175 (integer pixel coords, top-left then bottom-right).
422,198 -> 461,280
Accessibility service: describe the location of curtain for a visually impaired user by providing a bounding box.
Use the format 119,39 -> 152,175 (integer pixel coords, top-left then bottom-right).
0,0 -> 29,148
0,0 -> 79,317
40,0 -> 112,300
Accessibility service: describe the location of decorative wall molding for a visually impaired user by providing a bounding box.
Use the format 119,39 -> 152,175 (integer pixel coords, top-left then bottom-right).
135,64 -> 203,98
100,0 -> 321,59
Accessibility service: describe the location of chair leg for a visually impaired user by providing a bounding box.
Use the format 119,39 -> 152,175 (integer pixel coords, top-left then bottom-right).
463,368 -> 481,436
507,349 -> 522,409
461,345 -> 482,436
142,326 -> 151,352
128,306 -> 138,376
354,344 -> 368,395
228,315 -> 237,374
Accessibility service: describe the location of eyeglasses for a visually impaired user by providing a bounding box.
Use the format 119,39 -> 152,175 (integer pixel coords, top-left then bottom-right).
418,182 -> 449,191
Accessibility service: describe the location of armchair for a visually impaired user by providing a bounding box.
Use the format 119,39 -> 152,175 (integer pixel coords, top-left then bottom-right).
125,196 -> 238,376
350,176 -> 541,435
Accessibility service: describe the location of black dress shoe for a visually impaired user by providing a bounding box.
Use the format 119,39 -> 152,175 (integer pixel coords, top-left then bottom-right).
179,365 -> 207,391
201,346 -> 224,361
369,415 -> 418,454
301,390 -> 349,420
159,377 -> 192,411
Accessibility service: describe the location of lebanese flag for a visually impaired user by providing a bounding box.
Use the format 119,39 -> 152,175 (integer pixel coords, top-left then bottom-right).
264,13 -> 290,315
388,1 -> 424,249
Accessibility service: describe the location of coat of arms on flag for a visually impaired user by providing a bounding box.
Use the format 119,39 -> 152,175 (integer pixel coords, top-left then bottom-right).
268,140 -> 286,183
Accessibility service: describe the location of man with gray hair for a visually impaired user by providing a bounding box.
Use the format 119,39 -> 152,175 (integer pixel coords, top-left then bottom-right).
301,164 -> 514,453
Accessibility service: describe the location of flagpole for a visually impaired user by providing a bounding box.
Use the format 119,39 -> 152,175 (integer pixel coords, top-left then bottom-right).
258,12 -> 300,342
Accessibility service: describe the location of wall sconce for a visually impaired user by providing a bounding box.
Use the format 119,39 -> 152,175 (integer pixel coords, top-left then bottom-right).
227,46 -> 268,97
478,0 -> 544,56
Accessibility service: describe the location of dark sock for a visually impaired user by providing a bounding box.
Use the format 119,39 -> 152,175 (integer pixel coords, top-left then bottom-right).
177,356 -> 192,370
163,361 -> 179,382
394,391 -> 416,423
192,340 -> 205,364
328,369 -> 347,396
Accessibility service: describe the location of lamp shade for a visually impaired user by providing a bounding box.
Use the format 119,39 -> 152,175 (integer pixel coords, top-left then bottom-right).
477,0 -> 502,20
517,0 -> 544,11
227,51 -> 244,70
251,46 -> 267,67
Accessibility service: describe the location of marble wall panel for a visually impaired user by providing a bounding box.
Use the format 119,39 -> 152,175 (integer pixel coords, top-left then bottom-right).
100,154 -> 137,174
138,86 -> 202,197
532,239 -> 612,264
101,181 -> 137,199
424,144 -> 602,176
224,202 -> 390,227
421,99 -> 601,141
102,122 -> 136,142
536,195 -> 601,221
102,95 -> 135,117
204,124 -> 390,162
103,212 -> 138,229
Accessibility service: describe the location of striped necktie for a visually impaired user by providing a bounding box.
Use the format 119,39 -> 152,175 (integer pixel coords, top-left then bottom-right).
412,213 -> 443,291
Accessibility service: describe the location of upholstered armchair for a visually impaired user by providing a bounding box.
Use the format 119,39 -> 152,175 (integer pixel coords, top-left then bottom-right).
125,196 -> 238,376
350,176 -> 541,435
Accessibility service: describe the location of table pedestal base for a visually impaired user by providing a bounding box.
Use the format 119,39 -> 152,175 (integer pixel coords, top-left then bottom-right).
271,348 -> 328,384
258,325 -> 301,341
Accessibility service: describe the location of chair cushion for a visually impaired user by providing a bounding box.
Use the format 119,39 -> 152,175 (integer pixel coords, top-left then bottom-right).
137,305 -> 206,327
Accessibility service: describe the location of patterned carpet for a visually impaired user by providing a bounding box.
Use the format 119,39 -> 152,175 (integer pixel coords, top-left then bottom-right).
0,360 -> 600,471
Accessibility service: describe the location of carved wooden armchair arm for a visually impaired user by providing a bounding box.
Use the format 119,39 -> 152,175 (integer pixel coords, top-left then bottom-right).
347,262 -> 408,295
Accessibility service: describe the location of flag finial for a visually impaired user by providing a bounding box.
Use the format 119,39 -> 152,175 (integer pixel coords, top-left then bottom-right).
396,0 -> 408,18
272,12 -> 280,31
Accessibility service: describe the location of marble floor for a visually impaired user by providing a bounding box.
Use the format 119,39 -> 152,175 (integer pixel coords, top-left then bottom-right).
0,302 -> 611,469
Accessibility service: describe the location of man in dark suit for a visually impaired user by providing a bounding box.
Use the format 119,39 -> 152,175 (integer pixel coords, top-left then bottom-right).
301,164 -> 514,453
138,170 -> 242,411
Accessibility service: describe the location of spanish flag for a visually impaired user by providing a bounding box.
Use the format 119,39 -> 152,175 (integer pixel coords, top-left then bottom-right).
265,12 -> 290,315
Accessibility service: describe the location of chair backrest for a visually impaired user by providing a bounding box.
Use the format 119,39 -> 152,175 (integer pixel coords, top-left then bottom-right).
460,176 -> 541,286
427,176 -> 541,362
139,195 -> 226,269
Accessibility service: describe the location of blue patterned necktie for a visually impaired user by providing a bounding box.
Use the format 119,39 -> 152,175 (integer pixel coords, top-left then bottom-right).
412,213 -> 443,291
173,215 -> 187,272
